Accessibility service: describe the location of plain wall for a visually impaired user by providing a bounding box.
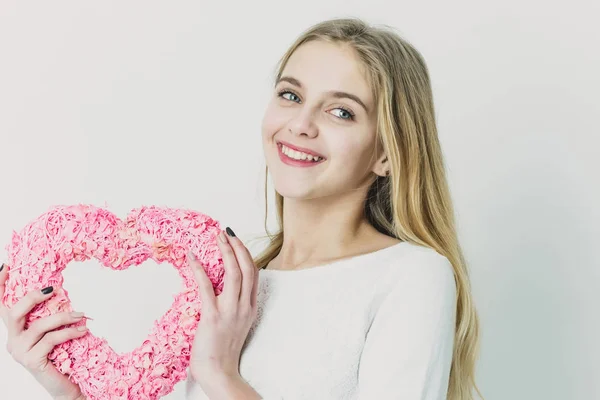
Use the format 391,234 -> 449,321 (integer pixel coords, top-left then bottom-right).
0,1 -> 598,399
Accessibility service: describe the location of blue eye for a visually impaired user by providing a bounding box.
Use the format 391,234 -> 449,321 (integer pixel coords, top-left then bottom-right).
330,107 -> 355,120
278,90 -> 301,103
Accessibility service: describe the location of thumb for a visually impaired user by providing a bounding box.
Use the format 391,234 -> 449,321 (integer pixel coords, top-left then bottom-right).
187,252 -> 217,311
0,263 -> 7,295
0,263 -> 8,317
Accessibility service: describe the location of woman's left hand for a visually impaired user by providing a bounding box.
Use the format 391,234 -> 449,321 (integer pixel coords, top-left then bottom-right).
187,227 -> 259,389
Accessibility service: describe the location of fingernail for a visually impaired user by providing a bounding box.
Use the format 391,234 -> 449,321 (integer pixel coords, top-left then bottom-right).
71,311 -> 85,318
225,227 -> 236,237
77,326 -> 88,332
218,231 -> 228,244
41,286 -> 53,295
188,251 -> 196,261
0,263 -> 4,272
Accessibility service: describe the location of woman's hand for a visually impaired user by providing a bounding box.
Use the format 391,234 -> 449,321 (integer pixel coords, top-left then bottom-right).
187,227 -> 261,399
0,263 -> 89,400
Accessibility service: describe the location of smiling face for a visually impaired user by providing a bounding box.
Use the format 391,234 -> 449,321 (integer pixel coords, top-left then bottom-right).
261,40 -> 386,201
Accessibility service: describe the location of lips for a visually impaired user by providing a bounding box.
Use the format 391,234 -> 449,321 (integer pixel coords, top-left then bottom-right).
276,140 -> 326,159
276,143 -> 325,168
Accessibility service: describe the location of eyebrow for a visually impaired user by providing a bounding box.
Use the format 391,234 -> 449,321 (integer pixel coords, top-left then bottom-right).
277,76 -> 370,113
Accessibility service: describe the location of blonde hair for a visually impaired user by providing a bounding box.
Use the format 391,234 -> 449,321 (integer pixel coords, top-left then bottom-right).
253,17 -> 482,400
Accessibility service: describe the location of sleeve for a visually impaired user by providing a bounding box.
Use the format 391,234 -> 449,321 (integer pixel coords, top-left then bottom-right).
356,252 -> 457,400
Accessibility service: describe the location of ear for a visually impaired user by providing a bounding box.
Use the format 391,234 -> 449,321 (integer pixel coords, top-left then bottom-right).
372,155 -> 390,178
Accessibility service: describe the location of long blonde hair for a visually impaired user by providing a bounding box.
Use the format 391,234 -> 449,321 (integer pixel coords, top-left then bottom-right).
253,17 -> 482,400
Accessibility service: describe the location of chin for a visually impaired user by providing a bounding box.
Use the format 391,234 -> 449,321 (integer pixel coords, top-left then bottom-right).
271,177 -> 315,200
265,143 -> 330,200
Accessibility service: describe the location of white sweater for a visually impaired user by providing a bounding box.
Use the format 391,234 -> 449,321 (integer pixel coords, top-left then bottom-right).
185,241 -> 457,400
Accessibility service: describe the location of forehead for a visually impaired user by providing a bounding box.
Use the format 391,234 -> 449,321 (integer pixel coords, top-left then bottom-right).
281,40 -> 373,108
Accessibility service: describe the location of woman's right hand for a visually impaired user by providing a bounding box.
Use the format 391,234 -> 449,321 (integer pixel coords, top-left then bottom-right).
0,263 -> 89,400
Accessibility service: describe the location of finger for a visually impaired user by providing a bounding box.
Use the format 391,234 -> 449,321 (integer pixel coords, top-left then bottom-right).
250,265 -> 259,310
0,263 -> 8,320
21,311 -> 86,352
29,326 -> 89,359
6,286 -> 56,335
217,230 -> 242,308
224,228 -> 256,304
188,251 -> 217,312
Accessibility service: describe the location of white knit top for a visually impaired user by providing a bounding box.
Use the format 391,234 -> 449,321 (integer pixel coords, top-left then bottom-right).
185,241 -> 457,400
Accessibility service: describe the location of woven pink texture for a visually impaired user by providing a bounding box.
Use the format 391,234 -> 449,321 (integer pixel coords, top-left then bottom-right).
1,204 -> 225,399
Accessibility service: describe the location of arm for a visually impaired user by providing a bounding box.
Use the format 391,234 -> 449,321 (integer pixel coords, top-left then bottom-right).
357,253 -> 457,400
55,394 -> 87,400
197,372 -> 262,400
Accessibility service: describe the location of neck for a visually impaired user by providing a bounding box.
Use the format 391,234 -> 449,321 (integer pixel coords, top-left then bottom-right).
271,187 -> 381,270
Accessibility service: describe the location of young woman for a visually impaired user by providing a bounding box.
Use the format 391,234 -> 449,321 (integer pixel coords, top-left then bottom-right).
0,18 -> 481,400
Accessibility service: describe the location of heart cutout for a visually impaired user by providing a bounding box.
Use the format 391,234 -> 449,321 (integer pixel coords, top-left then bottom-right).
2,205 -> 225,400
62,257 -> 183,354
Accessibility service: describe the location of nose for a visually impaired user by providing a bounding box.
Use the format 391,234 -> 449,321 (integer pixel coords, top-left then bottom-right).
287,112 -> 318,138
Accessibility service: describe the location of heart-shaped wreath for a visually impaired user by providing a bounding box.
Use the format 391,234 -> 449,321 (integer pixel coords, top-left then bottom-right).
1,204 -> 225,399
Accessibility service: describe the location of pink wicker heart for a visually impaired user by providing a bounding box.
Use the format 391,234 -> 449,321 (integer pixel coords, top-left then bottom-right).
1,204 -> 225,400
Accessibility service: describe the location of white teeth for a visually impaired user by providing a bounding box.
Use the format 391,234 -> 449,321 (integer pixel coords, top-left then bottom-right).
281,144 -> 321,162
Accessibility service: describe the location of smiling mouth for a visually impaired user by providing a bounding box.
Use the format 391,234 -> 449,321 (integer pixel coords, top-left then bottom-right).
279,143 -> 323,162
276,142 -> 326,167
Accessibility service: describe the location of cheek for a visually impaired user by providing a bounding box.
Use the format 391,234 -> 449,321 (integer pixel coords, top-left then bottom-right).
332,137 -> 364,162
261,102 -> 288,141
261,103 -> 287,167
330,137 -> 376,174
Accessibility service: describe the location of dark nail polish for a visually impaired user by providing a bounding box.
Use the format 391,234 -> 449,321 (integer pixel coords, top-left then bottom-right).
41,286 -> 53,295
225,227 -> 236,237
0,264 -> 4,272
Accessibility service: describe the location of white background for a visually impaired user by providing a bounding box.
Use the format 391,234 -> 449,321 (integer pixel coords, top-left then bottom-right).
0,1 -> 598,399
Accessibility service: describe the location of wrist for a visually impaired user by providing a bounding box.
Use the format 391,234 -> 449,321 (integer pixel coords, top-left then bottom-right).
195,368 -> 239,389
55,394 -> 85,400
191,363 -> 237,386
198,372 -> 260,400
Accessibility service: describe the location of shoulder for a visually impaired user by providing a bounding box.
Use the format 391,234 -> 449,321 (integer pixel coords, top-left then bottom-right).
377,241 -> 457,307
369,234 -> 455,282
399,242 -> 454,282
